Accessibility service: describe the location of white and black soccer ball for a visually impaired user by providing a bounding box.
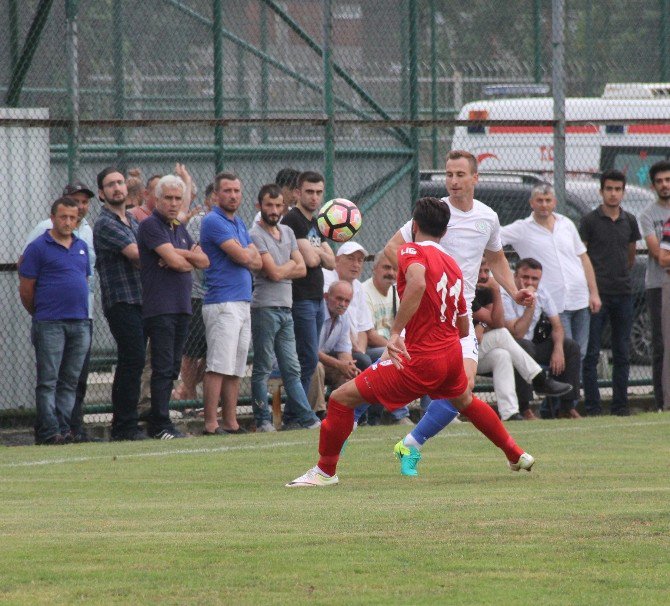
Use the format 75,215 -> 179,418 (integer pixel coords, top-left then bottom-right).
317,198 -> 363,242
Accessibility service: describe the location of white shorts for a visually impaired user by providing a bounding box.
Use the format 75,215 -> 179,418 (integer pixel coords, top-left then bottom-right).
202,301 -> 251,377
460,317 -> 479,362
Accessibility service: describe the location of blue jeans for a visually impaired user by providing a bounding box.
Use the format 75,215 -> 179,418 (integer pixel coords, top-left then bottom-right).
291,299 -> 324,396
144,313 -> 190,435
31,319 -> 91,443
251,307 -> 319,427
105,303 -> 145,438
70,320 -> 93,435
559,307 -> 590,363
583,294 -> 633,415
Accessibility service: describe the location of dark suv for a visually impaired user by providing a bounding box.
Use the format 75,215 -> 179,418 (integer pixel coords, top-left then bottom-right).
419,171 -> 651,364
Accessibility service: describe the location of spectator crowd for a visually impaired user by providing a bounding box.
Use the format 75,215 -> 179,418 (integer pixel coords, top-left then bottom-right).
17,158 -> 670,445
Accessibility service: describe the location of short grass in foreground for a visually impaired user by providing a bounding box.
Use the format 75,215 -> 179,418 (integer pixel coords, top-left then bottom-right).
0,414 -> 668,605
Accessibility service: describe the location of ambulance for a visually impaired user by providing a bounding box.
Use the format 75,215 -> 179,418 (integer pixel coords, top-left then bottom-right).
451,83 -> 670,186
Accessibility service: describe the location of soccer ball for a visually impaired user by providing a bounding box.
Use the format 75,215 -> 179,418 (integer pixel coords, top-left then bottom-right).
317,198 -> 362,242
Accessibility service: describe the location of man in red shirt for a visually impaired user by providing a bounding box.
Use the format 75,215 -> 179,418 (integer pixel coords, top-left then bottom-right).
287,197 -> 534,487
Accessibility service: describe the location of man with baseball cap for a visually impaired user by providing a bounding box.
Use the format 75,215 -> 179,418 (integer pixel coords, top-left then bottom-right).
21,180 -> 98,442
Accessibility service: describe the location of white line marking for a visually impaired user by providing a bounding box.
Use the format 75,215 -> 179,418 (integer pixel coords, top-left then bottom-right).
1,418 -> 668,469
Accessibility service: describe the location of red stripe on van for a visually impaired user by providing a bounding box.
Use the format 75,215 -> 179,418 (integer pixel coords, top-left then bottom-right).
489,126 -> 553,134
628,124 -> 670,134
488,125 -> 598,134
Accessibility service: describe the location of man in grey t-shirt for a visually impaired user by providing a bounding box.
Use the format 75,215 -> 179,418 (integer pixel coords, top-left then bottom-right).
638,160 -> 670,410
249,184 -> 321,431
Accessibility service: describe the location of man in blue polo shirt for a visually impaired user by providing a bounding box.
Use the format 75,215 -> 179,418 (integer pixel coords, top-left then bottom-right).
23,181 -> 98,442
200,172 -> 262,435
19,197 -> 91,445
138,174 -> 210,440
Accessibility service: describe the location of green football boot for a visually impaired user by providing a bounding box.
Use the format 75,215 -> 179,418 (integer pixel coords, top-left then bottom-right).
393,440 -> 421,476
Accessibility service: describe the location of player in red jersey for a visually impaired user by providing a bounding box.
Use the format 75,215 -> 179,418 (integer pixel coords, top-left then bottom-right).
287,197 -> 534,487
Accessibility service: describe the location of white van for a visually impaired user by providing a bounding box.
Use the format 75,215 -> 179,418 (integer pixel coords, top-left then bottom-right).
451,83 -> 670,186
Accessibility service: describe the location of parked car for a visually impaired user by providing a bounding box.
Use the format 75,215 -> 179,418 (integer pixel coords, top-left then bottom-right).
419,171 -> 652,364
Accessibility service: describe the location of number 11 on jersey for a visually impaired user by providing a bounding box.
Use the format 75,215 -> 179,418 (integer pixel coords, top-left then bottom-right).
436,273 -> 462,326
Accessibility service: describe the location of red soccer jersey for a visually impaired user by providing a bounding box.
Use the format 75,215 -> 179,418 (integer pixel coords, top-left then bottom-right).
396,241 -> 467,355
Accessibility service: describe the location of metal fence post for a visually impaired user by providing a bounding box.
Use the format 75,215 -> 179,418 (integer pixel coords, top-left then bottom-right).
584,0 -> 594,96
322,0 -> 335,200
533,0 -> 543,84
408,0 -> 419,205
66,0 -> 80,182
552,0 -> 566,210
213,0 -> 225,173
430,0 -> 439,170
260,3 -> 269,144
112,0 -> 125,166
9,0 -> 19,73
661,0 -> 669,81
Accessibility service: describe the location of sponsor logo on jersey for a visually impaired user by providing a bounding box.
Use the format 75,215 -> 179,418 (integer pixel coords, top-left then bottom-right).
401,247 -> 417,255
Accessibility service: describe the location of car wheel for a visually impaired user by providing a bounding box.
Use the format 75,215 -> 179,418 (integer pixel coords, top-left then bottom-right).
629,310 -> 652,365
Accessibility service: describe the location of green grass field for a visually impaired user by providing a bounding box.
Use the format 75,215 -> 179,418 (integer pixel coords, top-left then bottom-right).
1,414 -> 668,605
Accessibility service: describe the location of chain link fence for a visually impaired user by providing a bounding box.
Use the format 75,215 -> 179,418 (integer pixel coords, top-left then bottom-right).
1,0 -> 668,426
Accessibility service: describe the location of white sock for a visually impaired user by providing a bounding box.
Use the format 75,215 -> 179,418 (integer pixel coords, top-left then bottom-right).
402,433 -> 422,450
315,465 -> 331,478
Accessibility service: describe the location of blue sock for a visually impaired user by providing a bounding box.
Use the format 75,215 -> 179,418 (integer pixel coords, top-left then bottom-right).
409,399 -> 459,445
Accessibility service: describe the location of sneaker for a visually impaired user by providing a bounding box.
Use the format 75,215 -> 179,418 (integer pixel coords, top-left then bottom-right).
393,416 -> 415,426
532,372 -> 572,397
152,428 -> 187,440
257,421 -> 277,432
303,419 -> 321,430
393,440 -> 422,476
503,413 -> 525,421
286,467 -> 339,488
522,409 -> 539,421
508,452 -> 535,472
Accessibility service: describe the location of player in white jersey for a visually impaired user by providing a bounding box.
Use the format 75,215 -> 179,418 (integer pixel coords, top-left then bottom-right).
384,150 -> 535,475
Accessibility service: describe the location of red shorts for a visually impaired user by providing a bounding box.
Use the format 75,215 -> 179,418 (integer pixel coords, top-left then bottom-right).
354,347 -> 468,411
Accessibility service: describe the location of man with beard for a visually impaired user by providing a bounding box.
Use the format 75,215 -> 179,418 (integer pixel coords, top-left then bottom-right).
281,172 -> 336,398
249,184 -> 321,431
200,172 -> 262,435
93,167 -> 146,441
649,160 -> 670,411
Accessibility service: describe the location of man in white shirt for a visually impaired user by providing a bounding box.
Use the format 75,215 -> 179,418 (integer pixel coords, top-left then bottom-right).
384,150 -> 535,462
501,258 -> 582,418
501,184 -> 601,364
474,257 -> 571,421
